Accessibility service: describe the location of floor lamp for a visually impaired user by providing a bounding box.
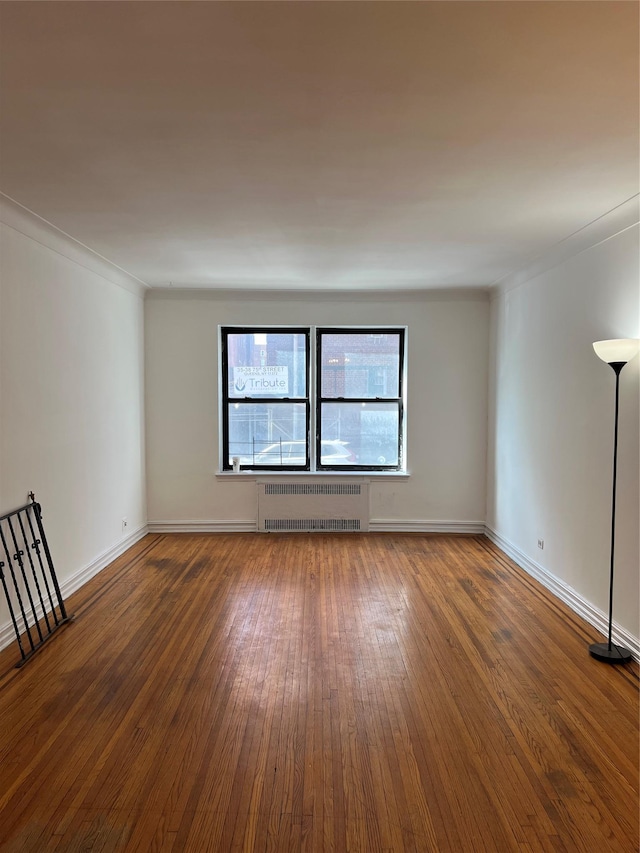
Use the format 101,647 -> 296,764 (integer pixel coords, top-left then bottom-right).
589,338 -> 640,663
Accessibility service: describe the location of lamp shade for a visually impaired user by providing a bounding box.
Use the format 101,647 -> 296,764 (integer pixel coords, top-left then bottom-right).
592,338 -> 640,365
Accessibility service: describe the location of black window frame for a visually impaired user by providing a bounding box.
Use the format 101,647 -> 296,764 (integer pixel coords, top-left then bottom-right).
220,325 -> 405,472
220,326 -> 311,471
316,327 -> 405,472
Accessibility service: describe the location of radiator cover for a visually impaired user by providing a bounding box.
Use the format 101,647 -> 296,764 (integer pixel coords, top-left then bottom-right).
257,481 -> 369,532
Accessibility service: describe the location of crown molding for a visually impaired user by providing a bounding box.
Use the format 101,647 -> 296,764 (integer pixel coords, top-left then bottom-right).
0,193 -> 149,298
145,286 -> 489,302
490,195 -> 640,298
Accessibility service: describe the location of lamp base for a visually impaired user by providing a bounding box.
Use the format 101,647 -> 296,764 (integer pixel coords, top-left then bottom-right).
589,642 -> 633,664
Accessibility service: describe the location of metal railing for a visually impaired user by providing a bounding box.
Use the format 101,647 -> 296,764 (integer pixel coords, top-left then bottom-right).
0,493 -> 73,667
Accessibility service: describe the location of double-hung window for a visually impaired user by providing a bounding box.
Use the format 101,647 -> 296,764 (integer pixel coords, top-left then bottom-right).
316,328 -> 404,470
220,326 -> 405,472
221,328 -> 310,471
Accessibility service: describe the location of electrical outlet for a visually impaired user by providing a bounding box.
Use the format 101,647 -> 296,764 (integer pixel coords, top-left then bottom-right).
537,539 -> 544,550
122,517 -> 128,533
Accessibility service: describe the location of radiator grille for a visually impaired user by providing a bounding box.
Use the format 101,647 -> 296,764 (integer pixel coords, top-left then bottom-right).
257,480 -> 369,533
264,518 -> 361,532
264,483 -> 362,496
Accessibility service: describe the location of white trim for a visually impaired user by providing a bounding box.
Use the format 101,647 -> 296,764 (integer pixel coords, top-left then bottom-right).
490,195 -> 640,297
147,518 -> 485,534
0,193 -> 148,298
0,524 -> 148,654
147,520 -> 257,533
146,287 -> 490,301
62,524 -> 149,599
369,519 -> 485,534
4,520 -> 634,663
0,622 -> 21,655
485,525 -> 640,662
215,471 -> 410,481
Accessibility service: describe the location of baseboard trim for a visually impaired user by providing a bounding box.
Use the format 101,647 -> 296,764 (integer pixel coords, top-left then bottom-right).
0,620 -> 19,655
147,518 -> 485,535
369,519 -> 486,534
5,521 -> 633,662
0,524 -> 148,654
147,520 -> 257,533
485,525 -> 640,661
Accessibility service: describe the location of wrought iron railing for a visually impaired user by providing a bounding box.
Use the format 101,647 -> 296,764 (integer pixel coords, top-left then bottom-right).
0,493 -> 73,667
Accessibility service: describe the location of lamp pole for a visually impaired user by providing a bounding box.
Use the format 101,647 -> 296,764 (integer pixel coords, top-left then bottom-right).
589,339 -> 639,664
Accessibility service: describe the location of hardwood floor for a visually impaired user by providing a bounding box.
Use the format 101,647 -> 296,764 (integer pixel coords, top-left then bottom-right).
0,533 -> 637,852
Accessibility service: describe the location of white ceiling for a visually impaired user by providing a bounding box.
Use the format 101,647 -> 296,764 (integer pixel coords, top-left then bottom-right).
1,1 -> 638,292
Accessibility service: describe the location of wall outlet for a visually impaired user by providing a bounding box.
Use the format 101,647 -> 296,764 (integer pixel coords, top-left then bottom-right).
122,517 -> 128,532
537,538 -> 544,550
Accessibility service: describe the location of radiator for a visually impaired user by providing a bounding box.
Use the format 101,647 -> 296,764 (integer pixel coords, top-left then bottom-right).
257,481 -> 369,532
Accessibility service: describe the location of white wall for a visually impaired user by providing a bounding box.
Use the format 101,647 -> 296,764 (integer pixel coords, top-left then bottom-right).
0,200 -> 147,646
487,221 -> 639,646
145,292 -> 490,529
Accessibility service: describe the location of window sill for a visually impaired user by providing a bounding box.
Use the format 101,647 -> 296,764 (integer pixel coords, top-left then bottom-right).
215,470 -> 410,481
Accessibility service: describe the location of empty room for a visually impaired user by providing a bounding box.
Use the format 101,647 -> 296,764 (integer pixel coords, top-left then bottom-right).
0,2 -> 638,851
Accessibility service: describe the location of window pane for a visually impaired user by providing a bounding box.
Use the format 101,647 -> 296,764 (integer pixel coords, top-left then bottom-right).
320,333 -> 400,399
320,402 -> 399,466
227,332 -> 306,398
228,402 -> 307,466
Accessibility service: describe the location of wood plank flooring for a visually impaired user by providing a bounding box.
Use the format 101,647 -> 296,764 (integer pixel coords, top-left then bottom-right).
0,533 -> 637,852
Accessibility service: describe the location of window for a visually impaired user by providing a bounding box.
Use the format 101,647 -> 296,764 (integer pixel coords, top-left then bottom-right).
317,329 -> 404,470
220,326 -> 405,472
221,328 -> 310,471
